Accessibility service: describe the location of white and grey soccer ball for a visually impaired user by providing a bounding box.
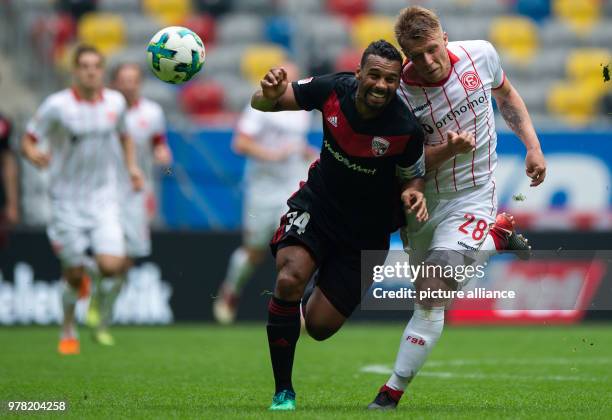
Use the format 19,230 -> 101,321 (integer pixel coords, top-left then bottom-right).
146,26 -> 206,84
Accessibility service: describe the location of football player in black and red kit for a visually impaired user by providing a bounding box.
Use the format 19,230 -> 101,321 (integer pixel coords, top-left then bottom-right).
251,40 -> 429,410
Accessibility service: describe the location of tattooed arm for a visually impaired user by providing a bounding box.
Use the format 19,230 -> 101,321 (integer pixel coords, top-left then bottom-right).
493,77 -> 547,187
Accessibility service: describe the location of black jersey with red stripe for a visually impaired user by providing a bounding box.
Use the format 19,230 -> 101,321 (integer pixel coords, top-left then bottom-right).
291,72 -> 424,248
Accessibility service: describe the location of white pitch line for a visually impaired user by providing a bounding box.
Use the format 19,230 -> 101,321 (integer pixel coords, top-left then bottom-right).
424,357 -> 612,367
360,364 -> 606,382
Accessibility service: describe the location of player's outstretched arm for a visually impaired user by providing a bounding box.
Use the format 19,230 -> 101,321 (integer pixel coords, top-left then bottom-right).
493,77 -> 546,187
251,67 -> 302,112
21,133 -> 50,168
424,130 -> 475,170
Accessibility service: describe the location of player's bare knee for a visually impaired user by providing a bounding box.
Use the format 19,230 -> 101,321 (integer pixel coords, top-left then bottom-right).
96,255 -> 125,277
64,266 -> 84,288
275,267 -> 307,301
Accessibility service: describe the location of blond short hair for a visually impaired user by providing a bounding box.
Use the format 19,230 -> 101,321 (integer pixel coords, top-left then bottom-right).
394,6 -> 442,50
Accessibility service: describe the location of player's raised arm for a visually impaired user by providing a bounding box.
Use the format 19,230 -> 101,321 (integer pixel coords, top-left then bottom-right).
492,77 -> 546,187
251,67 -> 302,112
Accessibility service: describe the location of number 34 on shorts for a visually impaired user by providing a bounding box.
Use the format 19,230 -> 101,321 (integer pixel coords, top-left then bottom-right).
285,211 -> 310,235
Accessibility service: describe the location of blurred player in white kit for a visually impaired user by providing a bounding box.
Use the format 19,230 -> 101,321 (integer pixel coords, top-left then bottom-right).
368,7 -> 547,409
213,62 -> 316,324
21,45 -> 143,354
85,62 -> 172,333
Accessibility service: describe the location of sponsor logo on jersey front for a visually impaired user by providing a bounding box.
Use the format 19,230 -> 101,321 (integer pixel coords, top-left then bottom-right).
327,115 -> 338,127
371,136 -> 390,156
324,140 -> 376,175
460,71 -> 481,91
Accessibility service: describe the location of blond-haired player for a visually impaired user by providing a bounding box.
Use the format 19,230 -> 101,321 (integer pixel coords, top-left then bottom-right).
21,45 -> 143,354
368,7 -> 546,408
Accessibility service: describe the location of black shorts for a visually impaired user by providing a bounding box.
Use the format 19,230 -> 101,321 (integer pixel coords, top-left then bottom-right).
270,189 -> 389,318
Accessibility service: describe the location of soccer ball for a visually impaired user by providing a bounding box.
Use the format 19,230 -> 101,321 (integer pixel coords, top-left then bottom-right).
146,26 -> 206,84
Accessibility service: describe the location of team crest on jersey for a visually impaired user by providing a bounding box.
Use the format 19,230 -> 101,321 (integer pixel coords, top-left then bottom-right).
460,71 -> 481,91
327,115 -> 338,127
107,111 -> 117,122
371,136 -> 390,156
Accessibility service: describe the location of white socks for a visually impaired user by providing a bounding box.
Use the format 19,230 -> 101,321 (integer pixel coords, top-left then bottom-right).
61,281 -> 78,338
224,248 -> 255,294
98,277 -> 123,329
386,304 -> 445,391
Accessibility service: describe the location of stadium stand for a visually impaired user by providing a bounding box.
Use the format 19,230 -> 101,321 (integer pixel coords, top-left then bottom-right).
3,0 -> 612,230
77,12 -> 126,55
489,16 -> 539,63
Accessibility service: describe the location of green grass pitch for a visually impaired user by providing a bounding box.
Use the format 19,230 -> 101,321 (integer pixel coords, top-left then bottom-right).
1,324 -> 611,419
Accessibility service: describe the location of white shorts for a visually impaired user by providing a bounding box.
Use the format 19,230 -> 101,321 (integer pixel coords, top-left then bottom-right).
401,178 -> 498,254
243,192 -> 288,249
121,190 -> 152,258
47,201 -> 126,267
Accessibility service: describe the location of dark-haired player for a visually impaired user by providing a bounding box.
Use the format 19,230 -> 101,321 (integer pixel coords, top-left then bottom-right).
252,39 -> 475,410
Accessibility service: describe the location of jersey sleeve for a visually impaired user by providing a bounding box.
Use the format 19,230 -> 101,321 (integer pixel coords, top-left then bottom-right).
483,41 -> 505,89
237,104 -> 266,137
396,128 -> 425,181
0,117 -> 11,152
26,96 -> 59,141
291,73 -> 338,111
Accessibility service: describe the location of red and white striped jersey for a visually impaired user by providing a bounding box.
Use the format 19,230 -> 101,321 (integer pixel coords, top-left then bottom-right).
26,87 -> 127,205
124,97 -> 166,187
398,40 -> 505,194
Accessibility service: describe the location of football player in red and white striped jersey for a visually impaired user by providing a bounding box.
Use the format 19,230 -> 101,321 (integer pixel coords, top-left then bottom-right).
369,6 -> 547,409
21,45 -> 144,354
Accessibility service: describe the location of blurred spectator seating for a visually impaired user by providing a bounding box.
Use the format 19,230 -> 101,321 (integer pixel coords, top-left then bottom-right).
547,80 -> 600,124
241,44 -> 288,85
515,0 -> 551,21
179,80 -> 224,117
351,14 -> 396,50
183,14 -> 216,47
334,48 -> 361,72
97,0 -> 141,13
143,0 -> 192,26
217,13 -> 263,45
265,16 -> 293,51
489,15 -> 539,63
194,0 -> 233,16
78,12 -> 125,55
57,0 -> 96,20
327,0 -> 369,19
553,0 -> 601,35
31,13 -> 76,61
